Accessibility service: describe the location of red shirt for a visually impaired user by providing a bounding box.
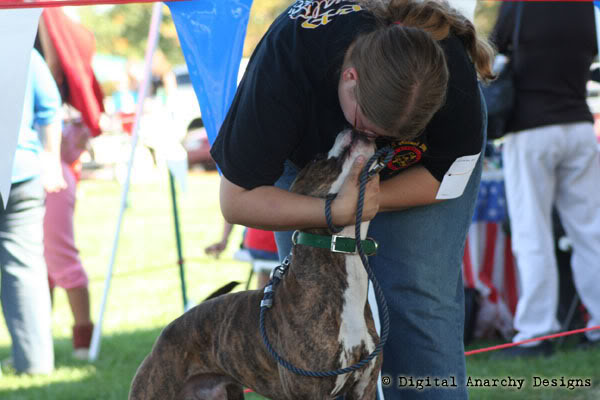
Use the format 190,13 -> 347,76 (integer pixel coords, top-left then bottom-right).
243,228 -> 277,253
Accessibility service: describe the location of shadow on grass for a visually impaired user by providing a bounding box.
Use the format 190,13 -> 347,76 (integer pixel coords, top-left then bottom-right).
0,326 -> 163,400
8,331 -> 596,400
0,326 -> 269,400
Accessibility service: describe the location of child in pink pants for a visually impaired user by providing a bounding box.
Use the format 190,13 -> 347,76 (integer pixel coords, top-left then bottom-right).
44,121 -> 93,359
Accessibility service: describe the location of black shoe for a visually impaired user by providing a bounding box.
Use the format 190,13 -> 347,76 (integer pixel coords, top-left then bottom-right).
577,336 -> 600,350
491,340 -> 554,360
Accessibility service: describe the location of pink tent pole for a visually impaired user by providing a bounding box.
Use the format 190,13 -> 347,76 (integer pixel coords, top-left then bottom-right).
88,1 -> 163,362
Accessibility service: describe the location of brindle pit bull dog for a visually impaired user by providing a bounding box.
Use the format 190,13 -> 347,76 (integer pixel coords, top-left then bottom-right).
129,129 -> 382,400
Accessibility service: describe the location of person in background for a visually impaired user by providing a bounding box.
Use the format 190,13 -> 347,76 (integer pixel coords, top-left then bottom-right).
0,48 -> 65,374
205,221 -> 278,289
490,1 -> 600,358
35,28 -> 96,361
43,115 -> 94,360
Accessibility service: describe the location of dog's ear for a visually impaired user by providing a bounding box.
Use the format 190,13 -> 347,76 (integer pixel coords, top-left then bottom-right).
202,281 -> 240,302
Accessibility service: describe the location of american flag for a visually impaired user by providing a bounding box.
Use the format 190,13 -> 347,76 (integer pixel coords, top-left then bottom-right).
463,156 -> 518,339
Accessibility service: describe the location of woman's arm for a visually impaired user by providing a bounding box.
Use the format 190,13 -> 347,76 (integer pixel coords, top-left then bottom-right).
489,2 -> 515,54
378,165 -> 443,212
205,221 -> 234,258
39,120 -> 67,193
219,156 -> 380,231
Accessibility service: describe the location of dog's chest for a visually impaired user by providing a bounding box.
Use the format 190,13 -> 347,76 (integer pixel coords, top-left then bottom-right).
331,253 -> 377,397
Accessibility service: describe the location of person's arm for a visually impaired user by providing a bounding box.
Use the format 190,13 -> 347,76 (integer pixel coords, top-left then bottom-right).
489,2 -> 516,54
378,165 -> 443,212
30,49 -> 66,192
39,120 -> 66,192
219,156 -> 379,231
591,67 -> 600,83
205,221 -> 235,258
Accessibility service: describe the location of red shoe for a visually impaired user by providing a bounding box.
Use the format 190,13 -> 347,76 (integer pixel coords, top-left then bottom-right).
72,323 -> 94,360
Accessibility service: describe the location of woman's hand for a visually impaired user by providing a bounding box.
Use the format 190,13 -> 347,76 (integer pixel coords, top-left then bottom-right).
204,240 -> 228,258
40,152 -> 67,193
40,120 -> 67,193
204,221 -> 233,258
331,156 -> 380,226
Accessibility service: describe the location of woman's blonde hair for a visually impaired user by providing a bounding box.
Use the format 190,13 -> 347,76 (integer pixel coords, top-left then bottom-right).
348,0 -> 495,139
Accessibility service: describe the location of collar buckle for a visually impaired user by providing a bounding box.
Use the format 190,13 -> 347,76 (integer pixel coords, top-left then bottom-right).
331,235 -> 356,254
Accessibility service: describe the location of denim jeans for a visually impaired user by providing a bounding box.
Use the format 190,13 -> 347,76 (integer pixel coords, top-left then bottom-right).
274,92 -> 486,399
0,178 -> 54,374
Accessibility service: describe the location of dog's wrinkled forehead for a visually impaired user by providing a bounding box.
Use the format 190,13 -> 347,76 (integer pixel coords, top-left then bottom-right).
290,130 -> 375,198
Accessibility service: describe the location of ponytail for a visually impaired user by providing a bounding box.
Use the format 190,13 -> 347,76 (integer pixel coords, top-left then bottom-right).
361,0 -> 495,83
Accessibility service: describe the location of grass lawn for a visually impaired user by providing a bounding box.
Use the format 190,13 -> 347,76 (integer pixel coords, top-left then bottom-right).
0,167 -> 598,399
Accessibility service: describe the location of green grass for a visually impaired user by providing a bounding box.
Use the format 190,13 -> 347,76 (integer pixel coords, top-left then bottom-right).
465,338 -> 600,400
1,168 -> 599,399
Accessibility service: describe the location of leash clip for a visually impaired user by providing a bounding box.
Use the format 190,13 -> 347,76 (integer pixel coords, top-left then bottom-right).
368,159 -> 386,176
260,299 -> 273,309
270,256 -> 291,281
270,266 -> 285,280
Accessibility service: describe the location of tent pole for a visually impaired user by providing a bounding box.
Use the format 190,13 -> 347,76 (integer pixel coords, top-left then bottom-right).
89,2 -> 164,362
168,169 -> 189,311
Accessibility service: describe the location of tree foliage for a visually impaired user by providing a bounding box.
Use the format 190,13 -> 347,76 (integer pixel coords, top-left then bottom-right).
80,4 -> 183,64
80,1 -> 500,68
244,0 -> 290,56
79,0 -> 290,67
474,1 -> 501,41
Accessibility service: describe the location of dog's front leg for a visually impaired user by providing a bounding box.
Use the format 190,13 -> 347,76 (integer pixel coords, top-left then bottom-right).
129,317 -> 206,400
345,356 -> 382,400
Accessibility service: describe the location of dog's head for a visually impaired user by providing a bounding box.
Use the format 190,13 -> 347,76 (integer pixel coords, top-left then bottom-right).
290,130 -> 376,198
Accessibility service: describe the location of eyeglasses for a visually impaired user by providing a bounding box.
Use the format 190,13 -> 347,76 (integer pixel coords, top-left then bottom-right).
352,103 -> 397,144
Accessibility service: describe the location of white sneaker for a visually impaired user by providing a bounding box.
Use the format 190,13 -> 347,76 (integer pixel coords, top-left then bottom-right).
72,348 -> 90,361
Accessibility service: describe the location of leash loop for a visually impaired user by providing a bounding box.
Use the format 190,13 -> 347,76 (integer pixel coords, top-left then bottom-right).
259,146 -> 395,377
325,194 -> 344,234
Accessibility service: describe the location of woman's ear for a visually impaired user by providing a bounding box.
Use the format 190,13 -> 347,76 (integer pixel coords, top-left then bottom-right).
341,66 -> 358,82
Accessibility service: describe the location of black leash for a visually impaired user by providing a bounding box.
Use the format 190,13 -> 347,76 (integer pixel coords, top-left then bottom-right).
259,146 -> 395,377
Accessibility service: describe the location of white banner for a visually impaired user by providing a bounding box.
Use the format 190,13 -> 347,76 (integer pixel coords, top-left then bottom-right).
595,3 -> 600,58
0,8 -> 42,209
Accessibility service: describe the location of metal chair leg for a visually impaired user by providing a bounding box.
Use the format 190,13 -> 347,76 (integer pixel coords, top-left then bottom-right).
245,267 -> 254,290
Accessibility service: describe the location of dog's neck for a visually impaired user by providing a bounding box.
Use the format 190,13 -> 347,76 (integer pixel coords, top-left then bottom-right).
288,219 -> 371,301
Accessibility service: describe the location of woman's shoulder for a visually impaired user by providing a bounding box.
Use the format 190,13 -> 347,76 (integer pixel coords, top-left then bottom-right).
440,34 -> 479,97
253,1 -> 376,84
427,34 -> 483,155
263,1 -> 374,41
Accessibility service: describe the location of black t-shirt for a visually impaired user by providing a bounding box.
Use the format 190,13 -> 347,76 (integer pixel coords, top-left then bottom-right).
211,0 -> 483,190
490,2 -> 597,133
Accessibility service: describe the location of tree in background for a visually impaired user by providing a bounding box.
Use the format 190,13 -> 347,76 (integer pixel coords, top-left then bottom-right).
79,1 -> 500,70
78,0 -> 289,67
79,4 -> 183,65
475,1 -> 501,41
244,0 -> 289,56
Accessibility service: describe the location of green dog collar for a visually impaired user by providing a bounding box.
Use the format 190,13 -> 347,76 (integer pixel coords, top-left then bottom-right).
292,231 -> 378,256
